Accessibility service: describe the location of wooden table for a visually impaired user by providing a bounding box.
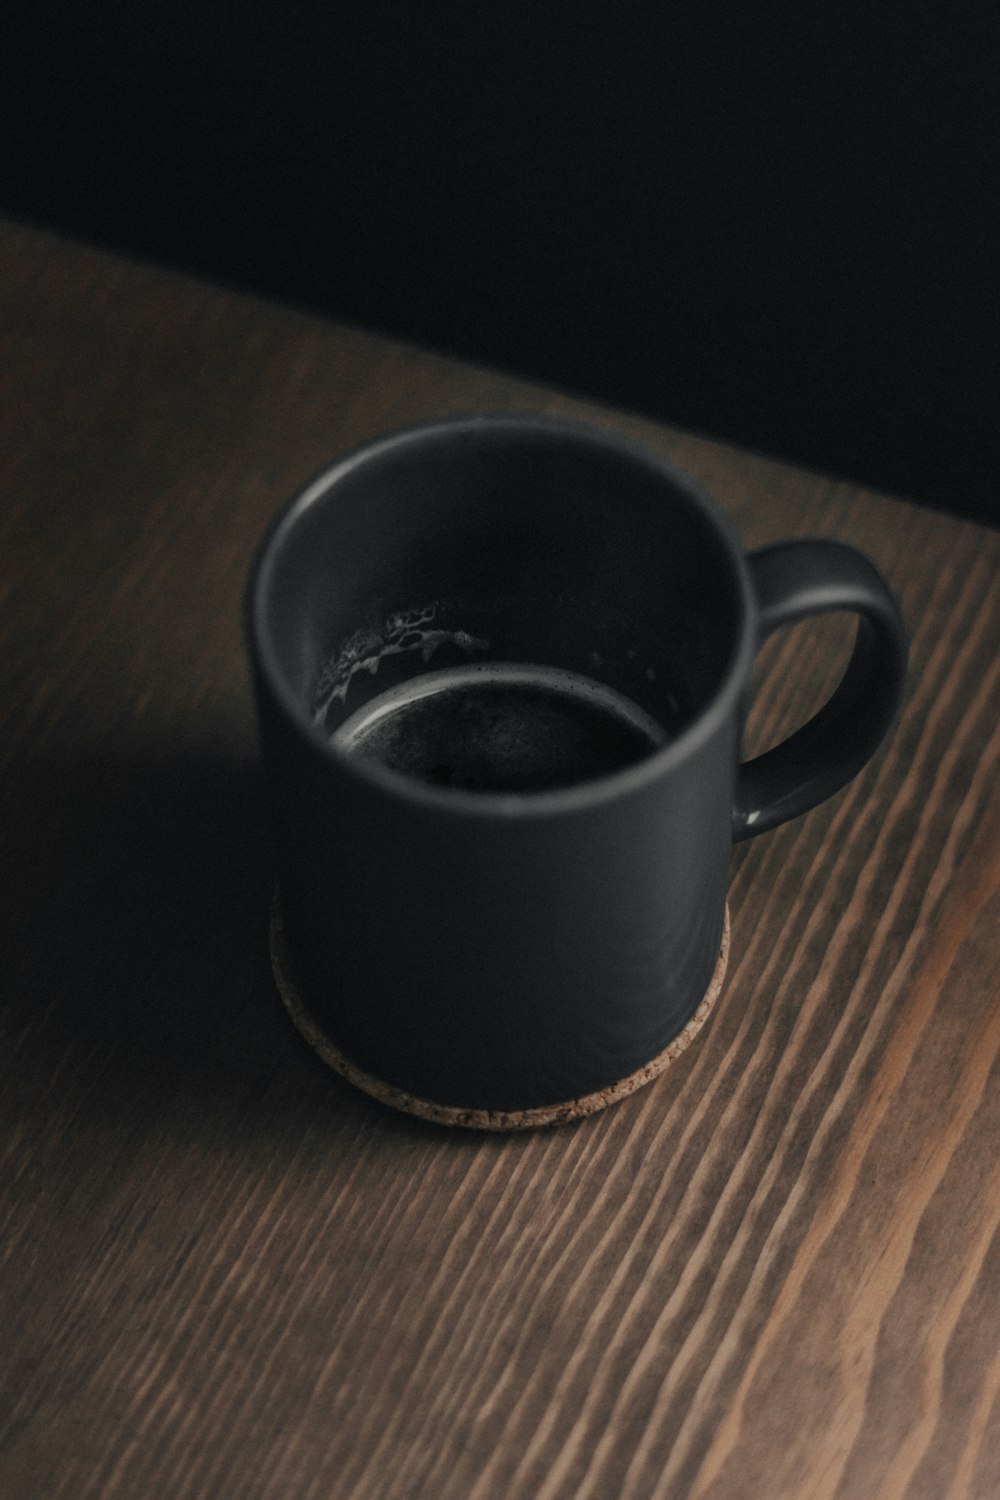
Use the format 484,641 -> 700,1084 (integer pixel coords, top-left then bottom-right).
2,219 -> 998,1500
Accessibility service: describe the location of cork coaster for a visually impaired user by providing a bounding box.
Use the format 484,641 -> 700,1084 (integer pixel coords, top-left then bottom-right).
270,895 -> 729,1132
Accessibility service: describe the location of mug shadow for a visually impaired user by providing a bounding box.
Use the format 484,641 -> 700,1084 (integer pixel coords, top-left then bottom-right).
22,751 -> 290,1077
16,746 -> 500,1150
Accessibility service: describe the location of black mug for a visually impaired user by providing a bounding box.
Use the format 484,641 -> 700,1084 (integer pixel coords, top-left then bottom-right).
247,415 -> 907,1128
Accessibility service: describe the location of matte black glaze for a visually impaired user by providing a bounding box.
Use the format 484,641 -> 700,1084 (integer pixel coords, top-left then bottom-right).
734,541 -> 910,839
247,415 -> 908,1113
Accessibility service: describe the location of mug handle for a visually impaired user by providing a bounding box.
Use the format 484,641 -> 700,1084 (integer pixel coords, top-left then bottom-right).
733,539 -> 909,841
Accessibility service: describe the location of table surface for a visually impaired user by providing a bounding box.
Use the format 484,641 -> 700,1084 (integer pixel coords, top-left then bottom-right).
2,219 -> 998,1500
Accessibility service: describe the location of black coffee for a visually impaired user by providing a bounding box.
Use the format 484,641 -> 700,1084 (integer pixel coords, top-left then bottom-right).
331,663 -> 667,793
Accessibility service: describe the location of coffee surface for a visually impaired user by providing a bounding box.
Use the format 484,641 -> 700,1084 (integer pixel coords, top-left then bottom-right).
332,663 -> 667,793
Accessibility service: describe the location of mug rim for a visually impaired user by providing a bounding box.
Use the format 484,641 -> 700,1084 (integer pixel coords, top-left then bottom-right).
246,412 -> 757,818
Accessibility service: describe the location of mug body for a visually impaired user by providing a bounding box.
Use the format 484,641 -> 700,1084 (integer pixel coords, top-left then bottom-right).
248,416 -> 756,1117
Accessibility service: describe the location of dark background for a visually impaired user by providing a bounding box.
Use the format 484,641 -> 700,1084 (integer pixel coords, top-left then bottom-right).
2,3 -> 997,525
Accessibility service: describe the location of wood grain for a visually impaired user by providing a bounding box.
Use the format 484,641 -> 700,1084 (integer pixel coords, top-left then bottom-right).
1,219 -> 998,1500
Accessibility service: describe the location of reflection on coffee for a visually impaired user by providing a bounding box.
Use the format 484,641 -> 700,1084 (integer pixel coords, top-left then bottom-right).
332,663 -> 668,793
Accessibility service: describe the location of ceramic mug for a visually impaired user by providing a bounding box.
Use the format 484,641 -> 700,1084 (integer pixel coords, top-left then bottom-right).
247,415 -> 908,1128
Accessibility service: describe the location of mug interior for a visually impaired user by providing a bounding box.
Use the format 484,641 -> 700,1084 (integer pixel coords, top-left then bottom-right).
253,419 -> 749,770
